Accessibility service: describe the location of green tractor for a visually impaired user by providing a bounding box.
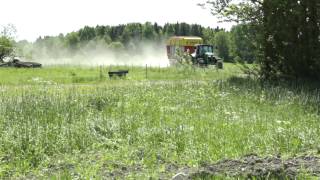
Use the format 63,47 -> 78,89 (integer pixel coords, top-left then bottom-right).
191,44 -> 223,69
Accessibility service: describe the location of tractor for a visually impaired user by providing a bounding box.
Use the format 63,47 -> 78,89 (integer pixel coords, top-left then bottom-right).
191,44 -> 223,68
166,36 -> 223,68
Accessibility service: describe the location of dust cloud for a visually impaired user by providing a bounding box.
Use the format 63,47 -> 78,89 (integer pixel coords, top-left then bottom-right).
31,42 -> 170,67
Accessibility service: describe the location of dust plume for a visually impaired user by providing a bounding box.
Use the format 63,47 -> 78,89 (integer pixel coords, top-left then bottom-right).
21,40 -> 170,67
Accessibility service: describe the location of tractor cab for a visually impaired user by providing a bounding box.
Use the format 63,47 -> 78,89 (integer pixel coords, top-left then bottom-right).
194,45 -> 214,57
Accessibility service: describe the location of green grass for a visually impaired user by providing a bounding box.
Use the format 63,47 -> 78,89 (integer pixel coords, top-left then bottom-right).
0,63 -> 239,85
0,63 -> 319,179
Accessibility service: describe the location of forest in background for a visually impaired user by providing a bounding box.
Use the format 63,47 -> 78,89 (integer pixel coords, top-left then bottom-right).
10,22 -> 254,64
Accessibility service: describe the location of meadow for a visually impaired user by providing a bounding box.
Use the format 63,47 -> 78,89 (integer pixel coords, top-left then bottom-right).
0,63 -> 319,179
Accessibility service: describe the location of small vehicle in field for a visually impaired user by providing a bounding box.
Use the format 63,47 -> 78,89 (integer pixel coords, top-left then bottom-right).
0,58 -> 42,68
108,70 -> 129,78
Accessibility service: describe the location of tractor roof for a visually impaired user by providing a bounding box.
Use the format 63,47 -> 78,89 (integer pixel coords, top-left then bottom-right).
195,44 -> 213,46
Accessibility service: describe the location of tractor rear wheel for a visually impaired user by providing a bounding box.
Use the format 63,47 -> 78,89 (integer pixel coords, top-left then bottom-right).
217,61 -> 223,69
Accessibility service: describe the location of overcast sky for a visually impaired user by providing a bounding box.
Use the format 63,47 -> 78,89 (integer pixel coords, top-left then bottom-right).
0,0 -> 233,42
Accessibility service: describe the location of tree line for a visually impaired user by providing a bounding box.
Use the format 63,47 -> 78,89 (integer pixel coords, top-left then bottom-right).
1,22 -> 257,64
17,22 -> 225,59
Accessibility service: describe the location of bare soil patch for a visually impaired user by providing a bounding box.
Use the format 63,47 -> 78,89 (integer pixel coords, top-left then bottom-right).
174,154 -> 320,179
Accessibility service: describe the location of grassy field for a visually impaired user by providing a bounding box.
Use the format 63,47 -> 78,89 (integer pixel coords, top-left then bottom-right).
0,64 -> 240,85
0,63 -> 319,179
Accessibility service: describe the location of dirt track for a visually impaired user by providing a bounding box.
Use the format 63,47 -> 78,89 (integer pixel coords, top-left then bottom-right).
29,154 -> 320,179
173,154 -> 320,179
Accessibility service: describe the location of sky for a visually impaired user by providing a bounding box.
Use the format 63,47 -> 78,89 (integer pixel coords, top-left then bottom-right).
0,0 -> 234,42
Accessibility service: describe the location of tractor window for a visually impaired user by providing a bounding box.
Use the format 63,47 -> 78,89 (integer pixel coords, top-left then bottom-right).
202,46 -> 213,53
199,46 -> 213,55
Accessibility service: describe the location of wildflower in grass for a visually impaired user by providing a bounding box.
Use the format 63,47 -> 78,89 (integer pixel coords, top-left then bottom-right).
32,77 -> 41,82
231,114 -> 240,121
259,90 -> 266,102
277,127 -> 285,133
218,91 -> 229,98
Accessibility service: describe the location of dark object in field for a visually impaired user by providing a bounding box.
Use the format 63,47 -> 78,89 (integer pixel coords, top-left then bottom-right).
0,58 -> 42,68
108,70 -> 129,78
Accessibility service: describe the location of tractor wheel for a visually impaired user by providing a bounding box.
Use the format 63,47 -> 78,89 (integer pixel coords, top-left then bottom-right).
217,61 -> 223,69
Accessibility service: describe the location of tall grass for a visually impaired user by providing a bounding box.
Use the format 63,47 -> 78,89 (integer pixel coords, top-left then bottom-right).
0,64 -> 319,178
